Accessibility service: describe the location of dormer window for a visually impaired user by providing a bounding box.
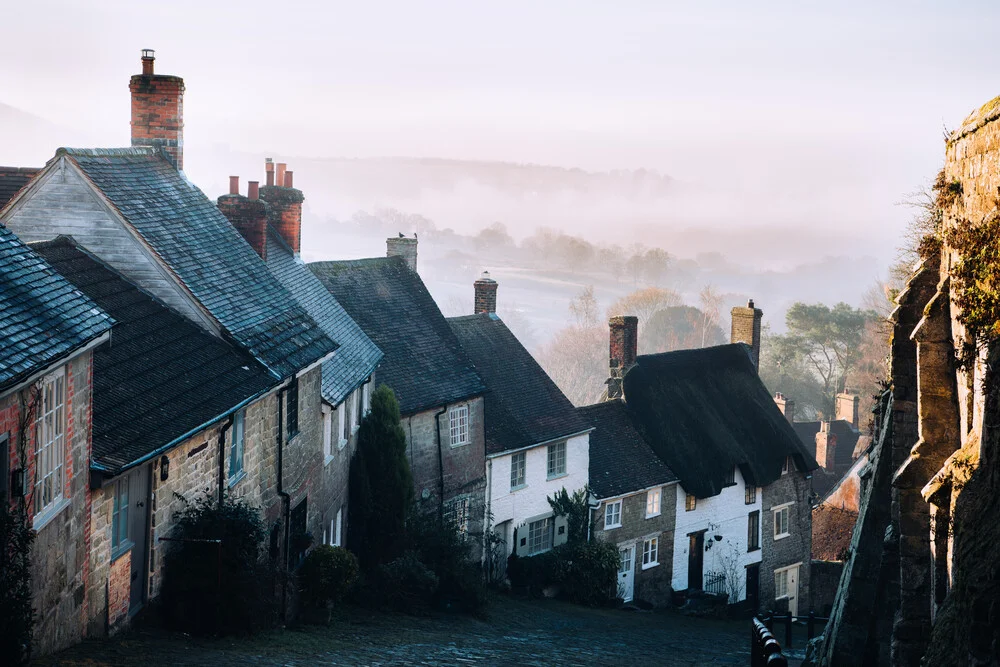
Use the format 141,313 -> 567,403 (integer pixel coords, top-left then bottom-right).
724,466 -> 736,486
781,456 -> 795,475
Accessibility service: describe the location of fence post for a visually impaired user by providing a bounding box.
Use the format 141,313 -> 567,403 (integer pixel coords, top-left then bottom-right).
807,610 -> 815,641
785,613 -> 793,649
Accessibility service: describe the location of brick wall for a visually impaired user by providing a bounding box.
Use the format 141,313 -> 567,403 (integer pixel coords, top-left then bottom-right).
594,484 -> 677,606
129,71 -> 185,170
810,559 -> 845,617
760,470 -> 812,613
107,551 -> 131,629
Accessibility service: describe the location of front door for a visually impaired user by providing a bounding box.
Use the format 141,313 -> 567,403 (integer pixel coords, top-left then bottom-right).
618,545 -> 635,602
775,564 -> 800,616
746,563 -> 760,612
127,464 -> 151,613
688,531 -> 705,590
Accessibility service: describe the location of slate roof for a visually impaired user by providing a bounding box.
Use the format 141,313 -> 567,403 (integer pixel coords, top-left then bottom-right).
0,167 -> 39,210
264,229 -> 382,405
793,420 -> 861,471
622,343 -> 819,498
309,256 -> 484,415
448,313 -> 591,455
33,237 -> 277,474
0,225 -> 113,393
578,399 -> 677,499
61,148 -> 336,380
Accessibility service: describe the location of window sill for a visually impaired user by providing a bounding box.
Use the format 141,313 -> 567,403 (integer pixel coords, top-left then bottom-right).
111,540 -> 134,563
748,546 -> 760,553
324,454 -> 335,467
33,496 -> 71,532
774,532 -> 790,541
450,440 -> 470,448
645,512 -> 661,519
510,483 -> 527,493
351,424 -> 360,436
546,472 -> 568,482
604,523 -> 622,530
641,561 -> 659,571
287,432 -> 301,445
228,470 -> 247,488
338,438 -> 348,451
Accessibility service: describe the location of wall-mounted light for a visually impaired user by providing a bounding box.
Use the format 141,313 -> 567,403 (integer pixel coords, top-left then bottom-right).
160,455 -> 170,482
11,468 -> 25,496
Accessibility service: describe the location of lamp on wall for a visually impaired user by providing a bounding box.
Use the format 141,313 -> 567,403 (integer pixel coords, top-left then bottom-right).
10,468 -> 25,496
160,455 -> 170,482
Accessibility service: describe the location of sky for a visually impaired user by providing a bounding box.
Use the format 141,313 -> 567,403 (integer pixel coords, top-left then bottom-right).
2,0 -> 999,270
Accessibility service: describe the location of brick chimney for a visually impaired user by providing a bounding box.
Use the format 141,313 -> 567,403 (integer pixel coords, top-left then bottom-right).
474,271 -> 498,314
773,392 -> 795,424
731,299 -> 763,371
835,392 -> 860,430
129,49 -> 185,170
258,158 -> 304,254
387,235 -> 418,272
218,178 -> 268,259
814,421 -> 838,471
607,316 -> 638,400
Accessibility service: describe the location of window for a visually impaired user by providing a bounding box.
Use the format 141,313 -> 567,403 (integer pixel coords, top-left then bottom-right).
362,381 -> 371,416
342,391 -> 353,442
352,389 -> 361,434
510,451 -> 526,489
449,405 -> 470,446
605,500 -> 622,528
337,401 -> 348,449
773,505 -> 791,539
111,476 -> 130,556
775,568 -> 789,598
229,410 -> 246,481
745,484 -> 757,504
685,494 -> 697,511
642,537 -> 659,569
748,510 -> 760,552
323,407 -> 334,460
646,488 -> 661,517
333,508 -> 342,547
286,380 -> 299,439
547,442 -> 566,478
781,456 -> 794,475
453,498 -> 470,534
527,517 -> 553,555
724,466 -> 736,486
34,369 -> 66,519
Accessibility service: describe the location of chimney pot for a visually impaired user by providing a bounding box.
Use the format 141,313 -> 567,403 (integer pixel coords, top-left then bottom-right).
473,271 -> 498,314
229,176 -> 240,195
265,159 -> 275,187
248,181 -> 259,200
276,163 -> 287,188
284,171 -> 293,188
141,49 -> 155,75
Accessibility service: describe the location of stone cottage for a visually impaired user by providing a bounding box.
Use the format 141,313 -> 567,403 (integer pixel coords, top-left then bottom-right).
0,224 -> 114,655
578,397 -> 678,606
447,274 -> 592,568
309,243 -> 489,541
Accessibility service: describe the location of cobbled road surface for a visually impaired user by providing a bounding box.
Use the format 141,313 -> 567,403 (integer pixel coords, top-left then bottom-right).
37,596 -> 758,667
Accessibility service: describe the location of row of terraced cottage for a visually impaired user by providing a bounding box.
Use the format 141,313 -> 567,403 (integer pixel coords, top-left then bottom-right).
0,51 -> 817,656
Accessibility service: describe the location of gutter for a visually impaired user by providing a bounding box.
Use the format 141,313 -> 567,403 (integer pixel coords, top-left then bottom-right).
485,427 -> 596,461
434,405 -> 448,520
275,383 -> 291,622
216,414 -> 235,506
1,330 -> 111,400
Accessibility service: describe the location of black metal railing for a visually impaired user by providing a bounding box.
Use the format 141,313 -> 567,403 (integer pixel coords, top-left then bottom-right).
704,572 -> 727,595
760,610 -> 828,650
751,616 -> 787,667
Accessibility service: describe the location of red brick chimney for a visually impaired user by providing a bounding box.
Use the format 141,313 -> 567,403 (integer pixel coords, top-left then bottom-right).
218,179 -> 268,259
474,272 -> 498,314
258,158 -> 304,254
386,235 -> 418,272
835,392 -> 860,430
607,316 -> 638,400
774,392 -> 795,424
129,49 -> 185,170
731,299 -> 763,371
815,421 -> 838,471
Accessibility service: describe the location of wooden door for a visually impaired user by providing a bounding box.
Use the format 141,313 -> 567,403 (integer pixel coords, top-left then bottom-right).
688,531 -> 705,590
127,464 -> 151,612
746,563 -> 760,611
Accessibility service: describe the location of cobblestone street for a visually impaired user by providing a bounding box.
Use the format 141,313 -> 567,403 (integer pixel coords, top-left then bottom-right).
38,596 -> 758,667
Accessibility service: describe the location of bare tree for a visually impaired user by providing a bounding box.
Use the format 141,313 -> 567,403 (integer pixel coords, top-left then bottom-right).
698,285 -> 724,347
606,287 -> 681,332
569,285 -> 600,328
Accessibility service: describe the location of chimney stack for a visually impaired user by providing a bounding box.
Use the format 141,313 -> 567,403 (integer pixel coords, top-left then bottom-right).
129,49 -> 185,170
773,392 -> 795,424
731,299 -> 763,371
815,421 -> 838,471
248,180 -> 259,201
218,181 -> 268,259
474,271 -> 498,314
386,235 -> 418,272
607,316 -> 638,400
258,158 -> 304,254
284,171 -> 293,188
835,392 -> 860,430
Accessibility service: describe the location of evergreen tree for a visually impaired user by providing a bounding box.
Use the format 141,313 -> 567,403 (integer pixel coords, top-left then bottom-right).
346,385 -> 414,569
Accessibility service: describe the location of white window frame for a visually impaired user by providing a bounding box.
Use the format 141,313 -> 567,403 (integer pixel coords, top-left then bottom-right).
773,503 -> 792,540
33,368 -> 67,525
781,456 -> 794,475
352,389 -> 361,435
449,405 -> 470,447
111,475 -> 131,558
527,517 -> 554,555
362,381 -> 371,416
510,451 -> 526,490
546,441 -> 567,479
453,497 -> 471,534
333,508 -> 342,547
645,488 -> 661,518
322,406 -> 334,463
775,567 -> 789,598
604,500 -> 622,529
337,400 -> 349,449
642,536 -> 659,569
228,409 -> 246,483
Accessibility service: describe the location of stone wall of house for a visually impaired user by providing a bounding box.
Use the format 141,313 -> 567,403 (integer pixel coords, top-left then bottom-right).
761,469 -> 812,614
276,368 -> 324,546
810,559 -> 844,617
593,483 -> 677,606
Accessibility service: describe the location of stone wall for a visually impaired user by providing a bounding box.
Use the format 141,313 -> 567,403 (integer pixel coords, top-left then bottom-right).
761,469 -> 812,614
810,559 -> 844,617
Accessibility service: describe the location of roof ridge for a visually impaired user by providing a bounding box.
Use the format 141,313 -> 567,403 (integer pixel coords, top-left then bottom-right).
58,147 -> 160,158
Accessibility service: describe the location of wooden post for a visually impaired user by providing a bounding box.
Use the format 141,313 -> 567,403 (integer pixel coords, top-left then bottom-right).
785,613 -> 793,648
807,610 -> 816,640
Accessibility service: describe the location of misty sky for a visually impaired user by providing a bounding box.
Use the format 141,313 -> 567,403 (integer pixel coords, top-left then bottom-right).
3,0 -> 1000,270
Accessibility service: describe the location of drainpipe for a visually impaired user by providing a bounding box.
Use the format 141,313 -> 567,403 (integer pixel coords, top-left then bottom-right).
434,405 -> 448,520
275,385 -> 291,621
216,415 -> 234,507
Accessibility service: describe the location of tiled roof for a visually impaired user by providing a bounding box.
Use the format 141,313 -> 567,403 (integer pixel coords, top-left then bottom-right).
264,229 -> 382,406
0,225 -> 113,393
33,237 -> 277,475
623,344 -> 819,498
578,399 -> 677,499
309,256 -> 484,415
62,148 -> 336,379
793,420 -> 862,470
448,313 -> 591,455
0,167 -> 39,210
